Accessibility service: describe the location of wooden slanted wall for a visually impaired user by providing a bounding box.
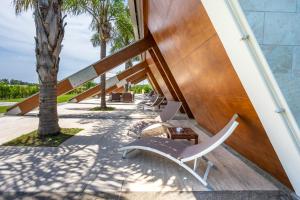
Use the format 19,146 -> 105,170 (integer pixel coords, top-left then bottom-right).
144,0 -> 292,188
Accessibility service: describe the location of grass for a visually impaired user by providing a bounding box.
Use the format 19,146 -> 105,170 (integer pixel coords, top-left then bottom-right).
2,128 -> 83,147
0,98 -> 24,102
90,106 -> 115,111
0,94 -> 76,104
0,106 -> 8,113
57,94 -> 77,103
0,94 -> 76,114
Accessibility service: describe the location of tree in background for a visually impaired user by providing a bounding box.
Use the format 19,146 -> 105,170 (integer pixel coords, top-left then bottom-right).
65,0 -> 125,109
13,0 -> 65,137
91,1 -> 136,92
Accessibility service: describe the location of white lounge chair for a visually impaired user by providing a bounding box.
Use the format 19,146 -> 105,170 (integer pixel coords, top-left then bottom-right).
140,101 -> 182,137
142,95 -> 165,110
128,101 -> 183,138
120,114 -> 239,186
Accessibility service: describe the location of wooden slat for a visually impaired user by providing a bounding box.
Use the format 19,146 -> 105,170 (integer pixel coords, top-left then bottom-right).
93,37 -> 153,75
112,86 -> 125,93
146,68 -> 163,95
148,49 -> 178,100
149,48 -> 193,117
132,75 -> 147,85
117,62 -> 147,80
146,75 -> 157,93
150,37 -> 194,118
126,69 -> 148,83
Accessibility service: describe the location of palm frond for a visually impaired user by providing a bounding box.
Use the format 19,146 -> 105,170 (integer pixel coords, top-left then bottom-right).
90,32 -> 100,47
13,0 -> 34,14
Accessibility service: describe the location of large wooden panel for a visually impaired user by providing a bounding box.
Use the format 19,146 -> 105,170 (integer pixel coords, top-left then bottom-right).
145,0 -> 291,188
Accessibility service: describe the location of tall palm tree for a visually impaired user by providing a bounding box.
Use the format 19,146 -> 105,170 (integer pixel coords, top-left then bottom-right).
13,0 -> 65,137
64,0 -> 122,108
91,1 -> 135,91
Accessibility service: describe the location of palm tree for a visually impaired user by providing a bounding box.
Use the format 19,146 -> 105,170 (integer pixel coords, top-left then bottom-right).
13,0 -> 65,137
65,0 -> 123,108
90,1 -> 135,91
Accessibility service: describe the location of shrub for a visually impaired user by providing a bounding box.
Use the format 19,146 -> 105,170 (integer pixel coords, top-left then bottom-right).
0,83 -> 39,99
130,84 -> 152,94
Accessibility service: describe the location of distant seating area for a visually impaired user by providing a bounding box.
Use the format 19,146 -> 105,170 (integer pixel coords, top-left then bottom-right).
109,92 -> 134,103
137,93 -> 166,111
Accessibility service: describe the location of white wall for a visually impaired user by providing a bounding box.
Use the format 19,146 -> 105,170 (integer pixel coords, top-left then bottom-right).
240,0 -> 300,127
201,0 -> 300,196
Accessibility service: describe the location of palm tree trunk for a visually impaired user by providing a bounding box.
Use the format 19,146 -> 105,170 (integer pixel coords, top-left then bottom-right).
125,60 -> 133,92
38,80 -> 59,136
100,41 -> 107,108
35,0 -> 65,137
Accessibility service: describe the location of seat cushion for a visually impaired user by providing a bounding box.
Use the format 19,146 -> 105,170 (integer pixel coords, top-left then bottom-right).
124,137 -> 189,159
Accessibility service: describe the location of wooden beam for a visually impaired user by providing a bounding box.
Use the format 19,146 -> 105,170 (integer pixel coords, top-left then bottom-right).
146,75 -> 157,93
146,68 -> 163,95
70,63 -> 148,103
149,35 -> 194,118
116,61 -> 147,80
7,36 -> 153,115
148,49 -> 178,100
125,69 -> 148,83
112,86 -> 125,93
132,75 -> 147,85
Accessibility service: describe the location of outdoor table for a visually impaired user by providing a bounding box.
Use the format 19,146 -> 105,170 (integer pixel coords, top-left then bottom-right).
166,127 -> 199,145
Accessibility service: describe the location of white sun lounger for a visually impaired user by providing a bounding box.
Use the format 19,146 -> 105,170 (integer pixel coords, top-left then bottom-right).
120,114 -> 239,186
139,101 -> 182,137
155,100 -> 182,122
142,95 -> 165,110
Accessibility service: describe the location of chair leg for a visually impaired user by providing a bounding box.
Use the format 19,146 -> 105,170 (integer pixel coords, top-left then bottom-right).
122,150 -> 128,159
122,149 -> 137,159
180,158 -> 214,187
193,158 -> 199,171
180,162 -> 208,186
203,161 -> 214,182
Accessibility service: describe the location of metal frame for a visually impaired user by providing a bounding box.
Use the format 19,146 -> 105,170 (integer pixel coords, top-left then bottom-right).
121,146 -> 213,186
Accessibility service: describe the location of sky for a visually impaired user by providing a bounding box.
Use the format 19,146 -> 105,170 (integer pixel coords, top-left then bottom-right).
0,0 -> 131,84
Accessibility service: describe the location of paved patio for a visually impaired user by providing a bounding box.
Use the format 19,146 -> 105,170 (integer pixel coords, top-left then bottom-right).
0,96 -> 292,199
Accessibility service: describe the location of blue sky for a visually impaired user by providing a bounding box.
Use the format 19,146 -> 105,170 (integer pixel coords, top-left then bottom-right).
0,0 -> 127,83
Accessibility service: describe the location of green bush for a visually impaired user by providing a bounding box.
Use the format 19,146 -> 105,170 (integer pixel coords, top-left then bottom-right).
130,84 -> 152,94
0,83 -> 39,99
0,81 -> 97,100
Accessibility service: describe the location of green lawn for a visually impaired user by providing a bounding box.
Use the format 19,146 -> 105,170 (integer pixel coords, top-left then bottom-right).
0,98 -> 24,102
2,128 -> 83,147
0,94 -> 76,114
0,94 -> 76,104
0,106 -> 8,113
57,94 -> 77,103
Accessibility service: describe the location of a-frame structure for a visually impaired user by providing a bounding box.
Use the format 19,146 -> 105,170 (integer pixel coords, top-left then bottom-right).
6,36 -> 154,115
6,0 -> 300,196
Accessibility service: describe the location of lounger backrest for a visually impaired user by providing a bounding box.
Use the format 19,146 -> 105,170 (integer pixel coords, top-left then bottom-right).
149,94 -> 158,102
179,114 -> 239,162
155,101 -> 182,122
148,90 -> 155,97
150,96 -> 165,107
